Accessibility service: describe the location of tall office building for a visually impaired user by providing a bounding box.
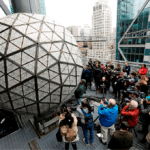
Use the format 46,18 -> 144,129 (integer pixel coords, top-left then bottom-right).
8,0 -> 46,15
80,24 -> 92,36
66,26 -> 81,37
91,0 -> 112,59
116,0 -> 150,63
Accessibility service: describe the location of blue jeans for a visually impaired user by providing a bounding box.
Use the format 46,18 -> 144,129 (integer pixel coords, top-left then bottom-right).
82,124 -> 94,144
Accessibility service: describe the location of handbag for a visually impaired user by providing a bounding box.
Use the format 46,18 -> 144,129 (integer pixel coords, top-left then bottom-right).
56,128 -> 62,142
146,131 -> 150,143
65,126 -> 76,142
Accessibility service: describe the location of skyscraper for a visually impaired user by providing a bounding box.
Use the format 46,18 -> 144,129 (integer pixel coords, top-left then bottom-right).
80,24 -> 92,36
91,0 -> 112,59
66,26 -> 81,37
8,0 -> 46,15
116,0 -> 150,63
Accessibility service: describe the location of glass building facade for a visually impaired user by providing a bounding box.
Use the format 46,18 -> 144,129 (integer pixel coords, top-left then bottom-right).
39,0 -> 46,15
116,0 -> 150,63
8,0 -> 46,15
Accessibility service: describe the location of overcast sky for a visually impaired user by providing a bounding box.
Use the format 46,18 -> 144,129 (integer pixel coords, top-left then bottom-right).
45,0 -> 117,29
1,0 -> 117,29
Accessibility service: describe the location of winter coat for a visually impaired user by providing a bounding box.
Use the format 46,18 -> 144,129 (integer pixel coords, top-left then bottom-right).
98,102 -> 118,127
59,113 -> 78,139
101,65 -> 105,69
99,80 -> 110,89
74,84 -> 84,99
83,69 -> 91,79
139,102 -> 150,125
94,68 -> 101,82
139,67 -> 148,75
108,130 -> 133,150
114,68 -> 121,72
123,65 -> 130,73
121,106 -> 139,128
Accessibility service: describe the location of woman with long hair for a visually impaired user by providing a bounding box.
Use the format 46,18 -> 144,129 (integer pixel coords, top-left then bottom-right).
115,63 -> 122,71
59,108 -> 78,150
139,64 -> 148,77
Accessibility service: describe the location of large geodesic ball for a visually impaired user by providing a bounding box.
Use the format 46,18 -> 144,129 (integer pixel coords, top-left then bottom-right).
0,13 -> 83,115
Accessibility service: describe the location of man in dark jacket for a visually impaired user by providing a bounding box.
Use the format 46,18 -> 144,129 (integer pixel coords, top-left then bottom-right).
83,66 -> 92,90
114,73 -> 124,99
99,76 -> 109,94
123,62 -> 131,76
108,121 -> 133,150
106,61 -> 114,70
74,80 -> 85,105
139,97 -> 150,143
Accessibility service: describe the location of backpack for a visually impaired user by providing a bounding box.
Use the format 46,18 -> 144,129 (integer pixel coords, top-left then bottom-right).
81,108 -> 94,128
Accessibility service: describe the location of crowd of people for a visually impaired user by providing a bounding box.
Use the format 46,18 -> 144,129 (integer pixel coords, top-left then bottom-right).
57,59 -> 150,150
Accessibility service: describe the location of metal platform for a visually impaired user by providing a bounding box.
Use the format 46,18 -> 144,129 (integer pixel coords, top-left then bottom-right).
0,86 -> 148,150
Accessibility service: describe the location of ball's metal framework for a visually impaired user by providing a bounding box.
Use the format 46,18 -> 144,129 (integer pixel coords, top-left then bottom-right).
0,13 -> 83,115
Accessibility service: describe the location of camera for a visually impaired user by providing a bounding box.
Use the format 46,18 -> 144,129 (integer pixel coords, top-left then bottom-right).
88,104 -> 94,112
61,104 -> 68,113
139,92 -> 146,99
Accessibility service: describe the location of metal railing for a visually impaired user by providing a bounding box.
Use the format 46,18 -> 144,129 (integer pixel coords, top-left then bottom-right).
82,57 -> 150,75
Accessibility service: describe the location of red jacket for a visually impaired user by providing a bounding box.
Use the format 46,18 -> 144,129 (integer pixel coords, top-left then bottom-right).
139,67 -> 148,75
121,105 -> 139,128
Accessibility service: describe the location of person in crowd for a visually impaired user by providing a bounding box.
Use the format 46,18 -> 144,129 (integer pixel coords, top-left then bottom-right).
97,59 -> 101,65
135,83 -> 141,91
101,64 -> 105,70
123,62 -> 131,76
146,111 -> 150,149
135,70 -> 141,81
88,59 -> 93,67
114,63 -> 121,72
106,61 -> 114,70
139,76 -> 149,96
108,121 -> 133,150
98,99 -> 118,144
139,97 -> 150,143
59,108 -> 78,150
101,67 -> 106,78
74,79 -> 85,105
139,64 -> 148,77
121,100 -> 139,129
131,91 -> 141,105
114,73 -> 124,99
81,66 -> 85,80
129,72 -> 138,85
77,99 -> 94,146
94,64 -> 101,91
99,76 -> 109,94
105,66 -> 112,91
83,66 -> 92,90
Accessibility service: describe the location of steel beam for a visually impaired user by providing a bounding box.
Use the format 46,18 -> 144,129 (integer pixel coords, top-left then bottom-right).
74,36 -> 107,43
0,0 -> 11,15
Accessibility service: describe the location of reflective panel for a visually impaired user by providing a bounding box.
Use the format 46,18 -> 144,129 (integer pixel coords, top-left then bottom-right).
116,0 -> 150,62
0,13 -> 83,115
